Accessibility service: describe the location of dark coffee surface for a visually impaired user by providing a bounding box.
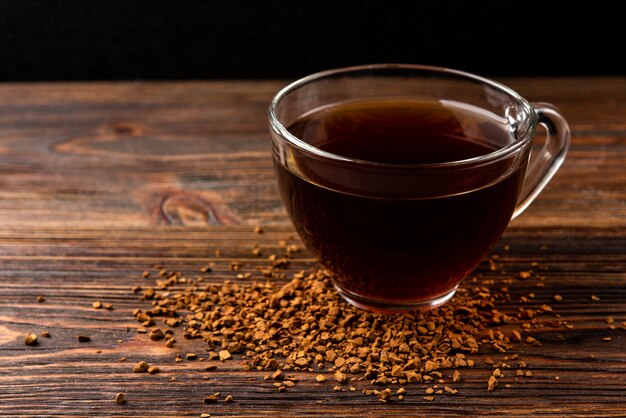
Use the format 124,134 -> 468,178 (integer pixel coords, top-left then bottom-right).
289,99 -> 499,164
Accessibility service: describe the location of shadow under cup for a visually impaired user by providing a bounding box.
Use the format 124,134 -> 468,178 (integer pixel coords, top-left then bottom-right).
269,64 -> 570,313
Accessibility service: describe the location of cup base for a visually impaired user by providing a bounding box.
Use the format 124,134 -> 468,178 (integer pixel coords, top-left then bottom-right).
334,283 -> 459,314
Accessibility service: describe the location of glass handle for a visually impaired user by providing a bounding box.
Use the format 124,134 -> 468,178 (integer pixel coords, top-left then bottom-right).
512,102 -> 571,219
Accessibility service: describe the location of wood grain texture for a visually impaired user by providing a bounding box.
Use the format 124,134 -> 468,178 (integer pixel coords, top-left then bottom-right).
0,78 -> 625,228
0,79 -> 625,417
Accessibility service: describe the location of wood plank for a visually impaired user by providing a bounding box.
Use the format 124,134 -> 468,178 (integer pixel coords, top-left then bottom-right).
0,226 -> 625,416
0,79 -> 625,228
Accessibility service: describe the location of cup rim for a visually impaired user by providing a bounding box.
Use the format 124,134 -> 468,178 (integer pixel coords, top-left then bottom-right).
268,63 -> 537,169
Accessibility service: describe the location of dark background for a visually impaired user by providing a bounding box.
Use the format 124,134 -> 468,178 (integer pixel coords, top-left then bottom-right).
1,0 -> 624,81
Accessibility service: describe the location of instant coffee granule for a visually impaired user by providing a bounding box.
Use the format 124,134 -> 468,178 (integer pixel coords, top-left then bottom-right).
133,361 -> 150,373
24,333 -> 38,346
129,242 -> 573,402
114,392 -> 126,405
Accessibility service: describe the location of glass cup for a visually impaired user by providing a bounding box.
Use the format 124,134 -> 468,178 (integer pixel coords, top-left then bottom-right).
268,64 -> 570,313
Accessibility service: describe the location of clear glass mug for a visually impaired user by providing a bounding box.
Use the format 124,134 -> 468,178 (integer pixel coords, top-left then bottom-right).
268,64 -> 570,313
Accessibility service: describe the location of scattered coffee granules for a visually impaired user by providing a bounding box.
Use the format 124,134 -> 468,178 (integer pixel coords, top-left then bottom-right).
77,335 -> 91,342
129,250 -> 574,402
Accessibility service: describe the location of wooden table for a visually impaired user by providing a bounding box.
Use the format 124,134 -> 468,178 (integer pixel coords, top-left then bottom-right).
0,79 -> 624,417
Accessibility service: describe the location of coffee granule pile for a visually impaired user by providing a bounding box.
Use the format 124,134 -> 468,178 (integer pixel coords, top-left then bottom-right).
129,235 -> 569,402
